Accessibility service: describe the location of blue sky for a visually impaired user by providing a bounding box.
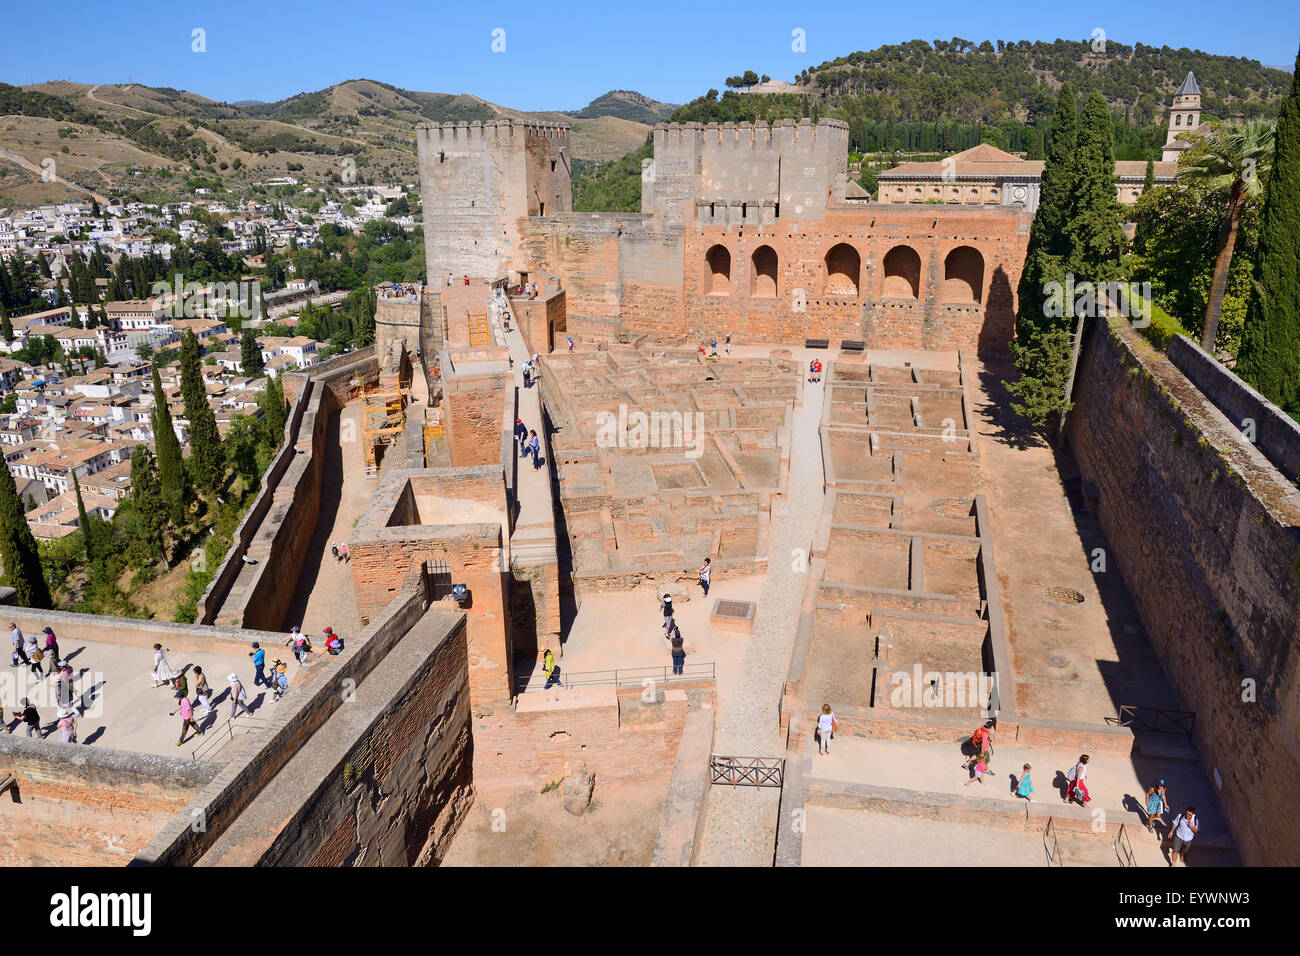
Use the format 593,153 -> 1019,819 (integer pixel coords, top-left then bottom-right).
2,0 -> 1296,111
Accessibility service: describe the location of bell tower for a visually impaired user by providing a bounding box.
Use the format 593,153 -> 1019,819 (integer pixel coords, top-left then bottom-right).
1163,72 -> 1202,162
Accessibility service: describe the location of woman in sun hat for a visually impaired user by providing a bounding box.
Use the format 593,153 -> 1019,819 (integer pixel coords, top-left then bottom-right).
151,643 -> 177,688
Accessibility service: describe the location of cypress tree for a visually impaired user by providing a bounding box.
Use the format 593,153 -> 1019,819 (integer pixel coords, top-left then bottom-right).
129,445 -> 167,565
151,361 -> 187,524
1007,83 -> 1080,425
0,304 -> 11,345
241,328 -> 265,375
1066,91 -> 1128,285
73,472 -> 97,564
1237,48 -> 1300,410
179,331 -> 224,494
0,460 -> 50,608
259,373 -> 287,446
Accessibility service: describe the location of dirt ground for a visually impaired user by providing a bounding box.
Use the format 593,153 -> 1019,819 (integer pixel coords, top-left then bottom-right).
440,778 -> 668,867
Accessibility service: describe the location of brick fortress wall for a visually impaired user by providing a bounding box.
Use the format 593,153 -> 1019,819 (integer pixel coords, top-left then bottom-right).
1067,319 -> 1300,866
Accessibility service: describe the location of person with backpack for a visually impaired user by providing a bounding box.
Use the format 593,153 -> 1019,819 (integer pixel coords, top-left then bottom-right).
1065,754 -> 1091,806
285,627 -> 309,663
10,623 -> 28,668
170,691 -> 204,746
542,648 -> 560,689
323,627 -> 342,655
670,629 -> 686,676
17,699 -> 40,737
331,543 -> 340,562
964,721 -> 994,773
1170,807 -> 1199,866
815,703 -> 838,755
42,627 -> 60,667
192,667 -> 213,717
25,632 -> 44,680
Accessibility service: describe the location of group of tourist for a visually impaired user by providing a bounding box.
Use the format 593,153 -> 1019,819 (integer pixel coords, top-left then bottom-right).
330,542 -> 351,563
6,622 -> 80,743
446,273 -> 471,286
951,720 -> 1201,865
514,417 -> 543,470
520,351 -> 541,389
378,283 -> 420,301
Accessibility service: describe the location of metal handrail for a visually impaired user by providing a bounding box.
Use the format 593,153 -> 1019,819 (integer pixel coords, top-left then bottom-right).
525,661 -> 716,692
1043,816 -> 1063,866
710,754 -> 785,788
1113,704 -> 1196,737
191,715 -> 271,761
1114,822 -> 1137,867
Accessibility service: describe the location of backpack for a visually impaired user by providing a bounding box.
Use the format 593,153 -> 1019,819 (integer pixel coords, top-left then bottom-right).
31,648 -> 43,663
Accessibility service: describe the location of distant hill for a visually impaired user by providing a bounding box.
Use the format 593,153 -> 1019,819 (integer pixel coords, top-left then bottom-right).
568,90 -> 678,123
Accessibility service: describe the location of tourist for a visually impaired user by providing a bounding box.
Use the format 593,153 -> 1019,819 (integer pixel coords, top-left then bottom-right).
542,648 -> 560,689
249,642 -> 268,687
151,643 -> 177,689
171,691 -> 204,746
503,311 -> 511,332
670,630 -> 686,676
815,703 -> 837,756
1065,754 -> 1091,806
964,721 -> 994,772
447,273 -> 453,287
42,627 -> 59,665
698,343 -> 707,358
331,543 -> 340,562
964,754 -> 990,786
1144,780 -> 1169,837
660,593 -> 674,623
463,274 -> 469,286
1016,764 -> 1035,802
698,557 -> 711,597
809,359 -> 816,383
24,632 -> 44,680
56,708 -> 77,744
174,669 -> 188,702
272,661 -> 290,701
663,614 -> 677,638
515,418 -> 528,448
724,334 -> 731,355
17,699 -> 40,737
228,673 -> 251,718
323,627 -> 343,655
567,336 -> 574,353
10,622 -> 27,667
193,666 -> 212,717
340,543 -> 349,563
1169,807 -> 1199,866
286,626 -> 309,663
54,663 -> 77,715
529,430 -> 541,470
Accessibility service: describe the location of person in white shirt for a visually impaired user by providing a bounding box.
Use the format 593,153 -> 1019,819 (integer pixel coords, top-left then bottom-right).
1170,808 -> 1199,866
1065,754 -> 1091,805
816,703 -> 837,755
10,624 -> 27,667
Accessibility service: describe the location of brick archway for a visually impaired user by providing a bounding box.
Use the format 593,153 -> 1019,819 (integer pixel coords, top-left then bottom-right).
751,245 -> 778,297
705,244 -> 731,295
824,243 -> 861,297
882,245 -> 921,299
942,246 -> 985,303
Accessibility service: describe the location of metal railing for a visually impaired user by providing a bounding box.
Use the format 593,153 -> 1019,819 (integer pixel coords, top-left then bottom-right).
1043,816 -> 1063,866
1112,705 -> 1196,738
191,715 -> 271,762
1114,822 -> 1137,867
523,661 -> 716,693
710,755 -> 785,788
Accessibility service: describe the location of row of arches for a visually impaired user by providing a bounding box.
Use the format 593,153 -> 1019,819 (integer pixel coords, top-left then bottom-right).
703,243 -> 985,302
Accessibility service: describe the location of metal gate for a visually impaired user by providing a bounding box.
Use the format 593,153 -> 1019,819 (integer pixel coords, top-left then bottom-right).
709,755 -> 784,788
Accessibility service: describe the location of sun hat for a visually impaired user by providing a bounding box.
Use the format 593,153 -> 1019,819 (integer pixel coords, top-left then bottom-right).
228,673 -> 239,682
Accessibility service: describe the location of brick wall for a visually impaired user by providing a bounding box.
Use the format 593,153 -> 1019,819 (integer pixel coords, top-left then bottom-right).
1066,319 -> 1300,866
445,384 -> 507,467
0,739 -> 217,866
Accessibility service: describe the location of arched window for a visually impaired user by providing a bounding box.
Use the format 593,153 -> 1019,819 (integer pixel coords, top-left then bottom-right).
941,246 -> 984,303
751,245 -> 778,297
824,243 -> 861,297
882,245 -> 921,299
1175,114 -> 1182,126
705,245 -> 731,295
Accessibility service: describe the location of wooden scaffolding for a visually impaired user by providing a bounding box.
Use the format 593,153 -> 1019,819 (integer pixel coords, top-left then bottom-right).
361,380 -> 410,478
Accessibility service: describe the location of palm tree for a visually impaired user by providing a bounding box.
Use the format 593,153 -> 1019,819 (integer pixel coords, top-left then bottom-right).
1178,120 -> 1276,353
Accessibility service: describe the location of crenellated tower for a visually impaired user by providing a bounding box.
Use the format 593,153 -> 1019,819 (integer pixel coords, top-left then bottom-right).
416,119 -> 571,282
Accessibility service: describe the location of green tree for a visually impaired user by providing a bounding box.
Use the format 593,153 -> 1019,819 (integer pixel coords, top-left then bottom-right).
1066,92 -> 1128,284
259,373 -> 287,446
1007,83 -> 1079,426
179,331 -> 223,494
0,462 -> 50,608
240,328 -> 265,375
151,361 -> 187,524
73,472 -> 97,564
1238,52 -> 1300,410
1178,120 -> 1277,353
0,304 -> 11,344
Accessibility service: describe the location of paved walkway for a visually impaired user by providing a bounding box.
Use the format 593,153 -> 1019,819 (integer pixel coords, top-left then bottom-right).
495,295 -> 558,583
282,400 -> 366,640
696,350 -> 828,866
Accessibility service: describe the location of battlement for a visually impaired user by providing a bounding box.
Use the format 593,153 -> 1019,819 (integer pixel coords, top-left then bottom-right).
652,117 -> 849,149
416,119 -> 571,147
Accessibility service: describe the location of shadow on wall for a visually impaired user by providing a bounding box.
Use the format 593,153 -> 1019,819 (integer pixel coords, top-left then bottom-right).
977,266 -> 1015,360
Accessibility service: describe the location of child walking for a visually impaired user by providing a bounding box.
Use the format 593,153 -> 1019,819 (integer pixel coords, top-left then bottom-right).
1016,763 -> 1035,801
